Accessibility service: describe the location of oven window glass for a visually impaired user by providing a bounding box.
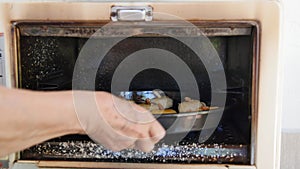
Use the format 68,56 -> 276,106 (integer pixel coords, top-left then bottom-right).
16,22 -> 256,165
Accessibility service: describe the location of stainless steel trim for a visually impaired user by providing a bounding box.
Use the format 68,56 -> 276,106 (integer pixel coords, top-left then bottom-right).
13,161 -> 257,169
250,21 -> 260,166
0,34 -> 5,86
15,22 -> 252,37
111,6 -> 153,22
16,161 -> 229,169
154,108 -> 220,117
11,24 -> 21,88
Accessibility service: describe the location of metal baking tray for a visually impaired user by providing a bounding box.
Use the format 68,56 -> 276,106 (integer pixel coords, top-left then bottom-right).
118,90 -> 224,143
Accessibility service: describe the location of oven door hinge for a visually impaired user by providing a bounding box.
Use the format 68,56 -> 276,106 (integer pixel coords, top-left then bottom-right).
111,6 -> 153,22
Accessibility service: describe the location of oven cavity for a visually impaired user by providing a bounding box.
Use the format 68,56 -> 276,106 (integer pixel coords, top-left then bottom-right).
14,21 -> 257,165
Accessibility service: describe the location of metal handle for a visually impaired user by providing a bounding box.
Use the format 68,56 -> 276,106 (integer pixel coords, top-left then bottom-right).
111,6 -> 153,22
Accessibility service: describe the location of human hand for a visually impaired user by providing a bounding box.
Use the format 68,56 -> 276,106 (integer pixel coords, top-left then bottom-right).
73,91 -> 166,152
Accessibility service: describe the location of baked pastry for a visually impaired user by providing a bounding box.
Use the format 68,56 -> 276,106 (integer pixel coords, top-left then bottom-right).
178,97 -> 207,113
151,96 -> 173,110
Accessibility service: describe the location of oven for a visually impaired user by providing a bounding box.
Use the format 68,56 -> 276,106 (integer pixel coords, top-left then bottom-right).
0,1 -> 282,169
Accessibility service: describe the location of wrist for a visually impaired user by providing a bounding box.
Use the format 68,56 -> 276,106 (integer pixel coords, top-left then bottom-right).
57,91 -> 86,135
31,90 -> 86,136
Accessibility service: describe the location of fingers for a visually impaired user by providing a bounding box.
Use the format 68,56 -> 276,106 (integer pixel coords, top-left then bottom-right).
86,120 -> 137,152
132,120 -> 166,152
115,99 -> 156,124
149,122 -> 166,144
91,92 -> 166,152
134,138 -> 155,152
114,117 -> 165,152
130,102 -> 149,113
132,121 -> 166,152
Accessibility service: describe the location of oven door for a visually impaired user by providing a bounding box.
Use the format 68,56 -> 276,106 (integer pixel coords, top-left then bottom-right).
0,1 -> 281,169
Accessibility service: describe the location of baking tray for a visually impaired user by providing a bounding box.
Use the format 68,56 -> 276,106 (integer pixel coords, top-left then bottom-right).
118,90 -> 225,143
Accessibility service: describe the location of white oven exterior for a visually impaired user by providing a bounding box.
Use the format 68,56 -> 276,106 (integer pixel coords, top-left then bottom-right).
0,1 -> 282,169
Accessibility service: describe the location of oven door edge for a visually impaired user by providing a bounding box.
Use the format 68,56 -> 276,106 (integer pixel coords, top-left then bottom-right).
12,160 -> 256,169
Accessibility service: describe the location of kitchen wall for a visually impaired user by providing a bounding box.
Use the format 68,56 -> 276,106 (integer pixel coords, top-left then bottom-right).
281,0 -> 300,169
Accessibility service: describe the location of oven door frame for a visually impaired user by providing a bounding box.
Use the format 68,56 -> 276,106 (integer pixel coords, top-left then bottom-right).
12,20 -> 259,167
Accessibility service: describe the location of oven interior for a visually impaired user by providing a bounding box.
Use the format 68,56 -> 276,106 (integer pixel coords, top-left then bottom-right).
14,22 -> 257,165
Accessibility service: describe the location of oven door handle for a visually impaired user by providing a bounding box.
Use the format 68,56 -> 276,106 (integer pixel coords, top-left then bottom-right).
111,6 -> 153,22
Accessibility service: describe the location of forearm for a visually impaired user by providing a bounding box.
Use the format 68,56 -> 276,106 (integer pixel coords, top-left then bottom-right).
0,86 -> 165,156
0,86 -> 84,157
